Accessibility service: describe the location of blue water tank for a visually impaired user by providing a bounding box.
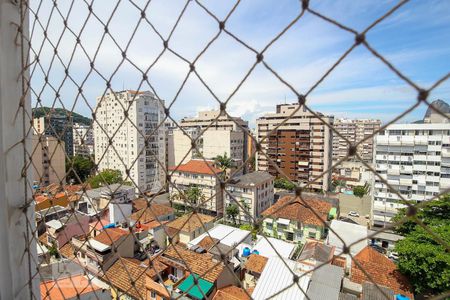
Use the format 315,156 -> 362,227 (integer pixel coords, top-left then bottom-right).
103,223 -> 116,229
242,247 -> 251,257
252,249 -> 260,255
395,295 -> 409,300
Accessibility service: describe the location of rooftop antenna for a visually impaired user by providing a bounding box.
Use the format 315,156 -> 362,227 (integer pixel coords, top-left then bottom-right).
284,95 -> 286,104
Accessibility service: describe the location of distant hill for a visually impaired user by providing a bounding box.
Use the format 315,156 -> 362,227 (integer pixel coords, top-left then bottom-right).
424,99 -> 450,120
32,107 -> 92,126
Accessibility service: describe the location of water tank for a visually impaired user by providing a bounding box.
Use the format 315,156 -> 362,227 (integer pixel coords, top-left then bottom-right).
242,247 -> 251,257
252,249 -> 260,255
103,223 -> 116,229
395,295 -> 409,300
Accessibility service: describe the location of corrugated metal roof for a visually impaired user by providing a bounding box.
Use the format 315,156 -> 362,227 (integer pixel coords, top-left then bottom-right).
251,257 -> 310,300
306,264 -> 344,300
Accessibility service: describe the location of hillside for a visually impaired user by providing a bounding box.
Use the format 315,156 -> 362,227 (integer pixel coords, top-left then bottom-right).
32,107 -> 92,126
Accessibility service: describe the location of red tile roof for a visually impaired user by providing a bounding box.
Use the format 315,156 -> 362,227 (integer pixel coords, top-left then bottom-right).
262,195 -> 332,226
351,246 -> 413,298
244,254 -> 268,274
213,285 -> 251,300
40,275 -> 103,299
166,212 -> 215,235
169,160 -> 223,175
92,228 -> 129,246
130,202 -> 174,223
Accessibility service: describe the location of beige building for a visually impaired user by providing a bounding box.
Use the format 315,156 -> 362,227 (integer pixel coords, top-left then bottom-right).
169,160 -> 224,215
256,104 -> 334,191
169,110 -> 248,171
333,118 -> 381,162
166,212 -> 215,244
332,161 -> 373,190
225,171 -> 274,224
72,123 -> 94,157
94,90 -> 166,193
31,135 -> 66,186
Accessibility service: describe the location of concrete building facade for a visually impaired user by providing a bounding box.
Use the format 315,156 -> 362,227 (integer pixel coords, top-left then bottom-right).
73,123 -> 94,157
256,104 -> 334,191
372,123 -> 450,227
94,90 -> 166,193
34,114 -> 74,156
31,135 -> 66,186
333,118 -> 381,162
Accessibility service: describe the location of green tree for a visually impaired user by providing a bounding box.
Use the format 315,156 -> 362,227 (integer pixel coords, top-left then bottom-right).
87,169 -> 124,188
214,152 -> 233,178
66,155 -> 94,183
352,182 -> 370,198
274,177 -> 296,191
393,195 -> 450,295
226,204 -> 239,225
185,185 -> 205,206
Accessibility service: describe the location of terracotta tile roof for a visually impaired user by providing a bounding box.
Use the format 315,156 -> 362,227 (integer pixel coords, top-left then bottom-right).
130,202 -> 174,223
102,258 -> 149,299
160,245 -> 224,282
132,198 -> 148,211
351,246 -> 413,298
213,285 -> 251,300
246,287 -> 255,295
198,236 -> 220,250
243,254 -> 268,274
40,275 -> 102,299
262,195 -> 332,226
166,212 -> 215,234
92,228 -> 129,246
169,159 -> 223,175
59,242 -> 75,259
38,233 -> 48,246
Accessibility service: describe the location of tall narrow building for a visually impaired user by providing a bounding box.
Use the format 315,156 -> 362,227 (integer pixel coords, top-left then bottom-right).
34,113 -> 73,156
333,118 -> 381,162
94,90 -> 166,193
256,104 -> 334,192
73,123 -> 94,157
372,123 -> 450,227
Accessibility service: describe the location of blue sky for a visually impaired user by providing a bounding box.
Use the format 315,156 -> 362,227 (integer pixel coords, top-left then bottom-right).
29,0 -> 450,128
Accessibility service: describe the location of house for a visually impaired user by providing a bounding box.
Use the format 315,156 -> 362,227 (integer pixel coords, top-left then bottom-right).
351,246 -> 413,299
367,230 -> 404,251
154,245 -> 237,299
251,256 -> 311,300
102,256 -> 170,300
224,171 -> 274,223
166,212 -> 215,245
169,160 -> 224,216
261,195 -> 333,243
188,224 -> 252,250
297,241 -> 335,271
45,212 -> 90,248
72,227 -> 133,275
306,264 -> 344,300
40,274 -> 111,300
327,220 -> 368,257
130,201 -> 175,224
242,254 -> 268,289
213,285 -> 251,300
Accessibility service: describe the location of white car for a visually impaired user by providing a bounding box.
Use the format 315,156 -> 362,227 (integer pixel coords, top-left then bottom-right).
348,211 -> 360,217
388,252 -> 399,261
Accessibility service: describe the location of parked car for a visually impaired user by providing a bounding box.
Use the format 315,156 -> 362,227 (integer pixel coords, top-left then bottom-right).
370,244 -> 387,254
348,211 -> 360,217
388,252 -> 399,261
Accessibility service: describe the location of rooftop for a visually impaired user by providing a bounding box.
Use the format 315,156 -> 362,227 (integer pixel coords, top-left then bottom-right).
262,195 -> 332,226
243,254 -> 268,274
169,159 -> 223,175
40,275 -> 103,299
213,285 -> 251,300
351,246 -> 413,298
306,264 -> 344,300
92,227 -> 129,246
178,273 -> 214,299
227,171 -> 274,187
327,220 -> 368,256
82,183 -> 135,199
130,202 -> 174,223
188,224 -> 251,248
298,241 -> 335,263
361,282 -> 395,300
166,212 -> 215,235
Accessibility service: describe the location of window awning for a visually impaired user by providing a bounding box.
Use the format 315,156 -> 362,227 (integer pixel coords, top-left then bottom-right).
177,274 -> 214,300
277,218 -> 290,226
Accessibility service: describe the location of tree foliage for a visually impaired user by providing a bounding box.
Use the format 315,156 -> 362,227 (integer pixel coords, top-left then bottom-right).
274,177 -> 296,191
226,204 -> 239,225
393,195 -> 450,295
352,182 -> 370,198
66,155 -> 94,183
185,185 -> 205,206
87,169 -> 124,188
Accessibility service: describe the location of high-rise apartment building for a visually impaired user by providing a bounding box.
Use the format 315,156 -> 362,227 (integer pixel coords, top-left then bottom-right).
333,118 -> 381,162
31,135 -> 66,186
73,123 -> 94,157
256,104 -> 334,191
372,123 -> 450,227
170,110 -> 249,170
94,90 -> 166,193
34,114 -> 73,156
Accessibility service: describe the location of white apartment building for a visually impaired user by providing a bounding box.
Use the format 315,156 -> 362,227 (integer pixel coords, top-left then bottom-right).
333,118 -> 380,162
333,161 -> 373,190
225,171 -> 274,223
73,123 -> 94,157
256,104 -> 334,192
169,110 -> 248,169
372,123 -> 450,227
168,160 -> 224,216
94,90 -> 166,193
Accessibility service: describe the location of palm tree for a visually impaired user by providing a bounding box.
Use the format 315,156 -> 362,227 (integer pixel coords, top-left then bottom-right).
185,185 -> 206,207
214,152 -> 233,179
